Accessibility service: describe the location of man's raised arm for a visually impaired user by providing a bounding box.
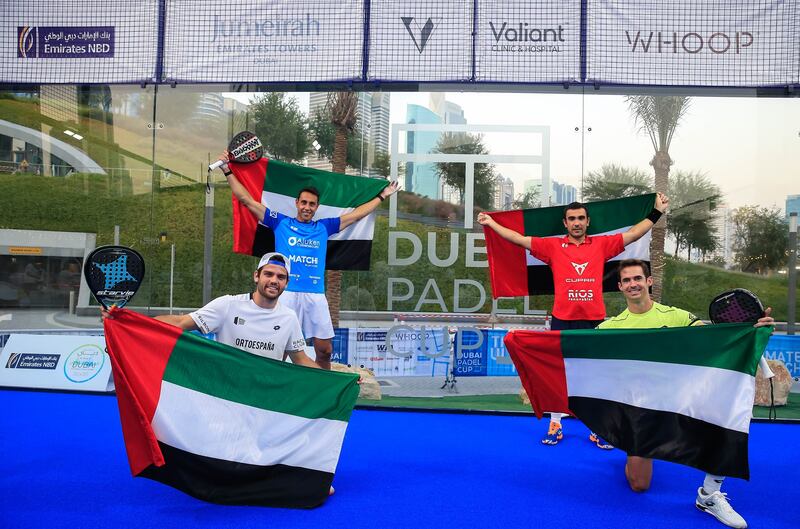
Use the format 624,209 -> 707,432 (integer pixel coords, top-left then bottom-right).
477,212 -> 531,250
216,152 -> 267,222
621,192 -> 670,246
339,181 -> 399,230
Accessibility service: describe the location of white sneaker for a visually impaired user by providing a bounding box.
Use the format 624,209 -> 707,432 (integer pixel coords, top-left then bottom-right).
695,487 -> 747,528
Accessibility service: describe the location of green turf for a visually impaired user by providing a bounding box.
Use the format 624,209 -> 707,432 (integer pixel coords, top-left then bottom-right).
358,392 -> 800,420
357,393 -> 533,412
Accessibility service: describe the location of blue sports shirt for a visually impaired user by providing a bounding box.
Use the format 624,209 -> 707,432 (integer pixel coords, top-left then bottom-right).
262,208 -> 341,293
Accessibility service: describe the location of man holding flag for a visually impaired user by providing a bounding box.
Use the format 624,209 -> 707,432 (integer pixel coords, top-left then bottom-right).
102,251 -> 359,506
598,259 -> 773,529
478,193 -> 668,447
218,153 -> 399,370
104,252 -> 319,368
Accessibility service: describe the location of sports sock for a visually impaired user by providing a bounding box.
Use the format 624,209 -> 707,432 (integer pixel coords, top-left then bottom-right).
549,413 -> 563,425
702,474 -> 725,494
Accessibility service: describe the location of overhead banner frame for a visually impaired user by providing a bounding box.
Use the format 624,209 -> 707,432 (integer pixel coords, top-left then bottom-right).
1,0 -> 798,88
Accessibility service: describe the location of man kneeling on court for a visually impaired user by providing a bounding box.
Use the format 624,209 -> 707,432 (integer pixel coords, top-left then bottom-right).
597,259 -> 773,529
102,252 -> 319,368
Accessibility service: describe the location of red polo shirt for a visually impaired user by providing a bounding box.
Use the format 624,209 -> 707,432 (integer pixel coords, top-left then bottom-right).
529,234 -> 625,321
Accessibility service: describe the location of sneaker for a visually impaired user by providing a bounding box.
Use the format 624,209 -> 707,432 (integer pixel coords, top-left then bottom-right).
589,432 -> 613,450
695,488 -> 747,528
541,421 -> 563,445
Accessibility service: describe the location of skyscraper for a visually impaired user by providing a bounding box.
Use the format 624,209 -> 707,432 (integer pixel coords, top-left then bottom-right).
405,103 -> 442,199
524,178 -> 576,207
709,202 -> 734,267
308,92 -> 389,176
494,176 -> 515,210
405,96 -> 468,201
787,194 -> 800,218
367,92 -> 391,178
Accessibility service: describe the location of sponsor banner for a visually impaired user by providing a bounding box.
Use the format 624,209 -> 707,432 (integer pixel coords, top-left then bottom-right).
454,329 -> 487,377
368,0 -> 473,81
587,0 -> 800,87
763,334 -> 800,392
347,327 -> 453,377
163,0 -> 363,83
0,334 -> 113,392
3,1 -> 158,83
486,329 -> 517,376
17,27 -> 114,59
475,0 -> 581,83
330,327 -> 349,365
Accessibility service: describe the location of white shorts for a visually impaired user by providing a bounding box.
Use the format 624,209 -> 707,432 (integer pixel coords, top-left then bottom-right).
280,290 -> 335,340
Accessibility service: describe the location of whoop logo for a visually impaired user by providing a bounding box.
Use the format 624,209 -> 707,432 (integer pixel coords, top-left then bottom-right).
402,17 -> 437,53
571,261 -> 588,275
624,30 -> 753,54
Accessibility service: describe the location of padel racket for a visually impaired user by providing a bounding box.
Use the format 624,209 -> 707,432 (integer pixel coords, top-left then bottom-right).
83,246 -> 145,310
709,288 -> 765,324
208,131 -> 264,171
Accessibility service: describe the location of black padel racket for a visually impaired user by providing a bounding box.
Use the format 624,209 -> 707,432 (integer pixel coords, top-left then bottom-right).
709,288 -> 765,324
208,131 -> 264,171
83,246 -> 145,310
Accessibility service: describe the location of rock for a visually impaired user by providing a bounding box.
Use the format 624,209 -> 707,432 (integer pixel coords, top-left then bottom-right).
754,359 -> 793,407
330,362 -> 381,400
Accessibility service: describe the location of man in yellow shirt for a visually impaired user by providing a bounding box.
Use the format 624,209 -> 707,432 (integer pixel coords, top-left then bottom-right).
598,258 -> 774,529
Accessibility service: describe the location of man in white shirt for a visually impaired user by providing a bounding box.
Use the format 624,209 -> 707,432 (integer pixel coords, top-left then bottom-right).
103,252 -> 318,368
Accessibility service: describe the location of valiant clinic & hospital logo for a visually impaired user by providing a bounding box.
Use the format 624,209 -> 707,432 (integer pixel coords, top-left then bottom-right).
402,17 -> 437,53
488,21 -> 566,53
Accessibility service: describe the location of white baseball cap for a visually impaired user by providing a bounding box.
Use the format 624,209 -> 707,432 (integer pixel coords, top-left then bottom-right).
257,252 -> 291,274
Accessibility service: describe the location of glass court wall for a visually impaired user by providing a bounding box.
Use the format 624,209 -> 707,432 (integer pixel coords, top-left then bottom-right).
0,85 -> 797,389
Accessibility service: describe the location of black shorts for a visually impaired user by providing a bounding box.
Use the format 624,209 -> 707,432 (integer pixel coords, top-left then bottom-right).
550,315 -> 603,330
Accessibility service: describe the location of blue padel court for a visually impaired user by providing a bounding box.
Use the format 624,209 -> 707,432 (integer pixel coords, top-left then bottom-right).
1,389 -> 797,529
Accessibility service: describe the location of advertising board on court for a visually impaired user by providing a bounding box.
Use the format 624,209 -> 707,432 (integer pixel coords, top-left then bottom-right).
0,334 -> 113,393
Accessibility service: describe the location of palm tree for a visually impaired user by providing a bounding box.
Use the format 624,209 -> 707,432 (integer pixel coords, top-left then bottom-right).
667,170 -> 721,260
582,163 -> 653,201
325,92 -> 359,328
626,95 -> 690,300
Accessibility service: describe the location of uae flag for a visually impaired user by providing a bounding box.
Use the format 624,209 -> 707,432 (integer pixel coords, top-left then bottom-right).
483,194 -> 655,298
504,324 -> 772,479
104,309 -> 360,508
230,158 -> 389,270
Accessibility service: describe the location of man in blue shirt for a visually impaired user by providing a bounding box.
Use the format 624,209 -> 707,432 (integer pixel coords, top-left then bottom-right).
219,156 -> 398,369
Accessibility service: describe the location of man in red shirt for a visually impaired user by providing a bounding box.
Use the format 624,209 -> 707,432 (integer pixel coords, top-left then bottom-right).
477,192 -> 669,447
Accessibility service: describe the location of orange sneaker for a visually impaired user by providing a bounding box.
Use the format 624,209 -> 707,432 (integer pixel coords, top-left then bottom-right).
541,421 -> 563,445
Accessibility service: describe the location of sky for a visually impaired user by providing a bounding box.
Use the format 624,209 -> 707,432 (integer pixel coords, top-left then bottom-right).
223,90 -> 799,211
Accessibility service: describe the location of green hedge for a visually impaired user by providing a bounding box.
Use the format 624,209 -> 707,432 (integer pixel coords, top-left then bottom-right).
1,173 -> 795,318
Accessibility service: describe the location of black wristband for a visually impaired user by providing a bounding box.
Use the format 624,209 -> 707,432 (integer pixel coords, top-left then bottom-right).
222,167 -> 232,176
377,194 -> 385,202
646,208 -> 663,223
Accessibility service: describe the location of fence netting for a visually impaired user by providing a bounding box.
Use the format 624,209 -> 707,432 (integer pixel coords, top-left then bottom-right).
2,0 -> 798,87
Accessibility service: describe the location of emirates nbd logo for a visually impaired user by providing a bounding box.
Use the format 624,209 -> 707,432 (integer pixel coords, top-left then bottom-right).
401,17 -> 437,53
